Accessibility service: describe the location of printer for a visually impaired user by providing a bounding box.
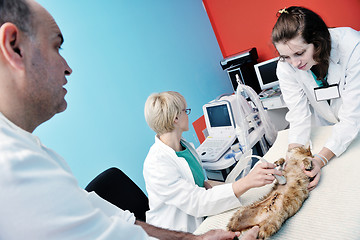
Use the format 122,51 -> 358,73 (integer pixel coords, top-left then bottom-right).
220,48 -> 262,94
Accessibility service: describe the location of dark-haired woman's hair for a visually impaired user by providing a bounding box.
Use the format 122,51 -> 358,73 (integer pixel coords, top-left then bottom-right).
272,6 -> 331,80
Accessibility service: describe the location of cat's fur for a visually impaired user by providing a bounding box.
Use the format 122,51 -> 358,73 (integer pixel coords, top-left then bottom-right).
227,146 -> 313,239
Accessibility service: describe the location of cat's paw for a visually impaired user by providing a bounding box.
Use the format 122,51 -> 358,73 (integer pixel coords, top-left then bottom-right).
274,158 -> 285,168
303,157 -> 313,171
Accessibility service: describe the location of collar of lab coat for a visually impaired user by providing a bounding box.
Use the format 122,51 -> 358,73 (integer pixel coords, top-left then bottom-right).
153,135 -> 203,183
0,112 -> 43,146
154,135 -> 202,166
292,70 -> 338,124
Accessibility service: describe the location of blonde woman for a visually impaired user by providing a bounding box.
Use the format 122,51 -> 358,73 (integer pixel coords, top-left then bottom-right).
143,91 -> 281,233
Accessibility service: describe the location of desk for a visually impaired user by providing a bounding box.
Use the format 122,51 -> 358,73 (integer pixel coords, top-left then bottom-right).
195,126 -> 360,239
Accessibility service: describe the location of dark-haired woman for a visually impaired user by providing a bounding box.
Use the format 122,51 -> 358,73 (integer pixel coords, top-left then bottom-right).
272,6 -> 360,190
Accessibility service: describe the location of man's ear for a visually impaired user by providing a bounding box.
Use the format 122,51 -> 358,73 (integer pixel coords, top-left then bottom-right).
0,22 -> 26,70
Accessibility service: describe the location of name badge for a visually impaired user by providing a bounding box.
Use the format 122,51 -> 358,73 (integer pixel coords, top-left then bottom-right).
314,84 -> 340,102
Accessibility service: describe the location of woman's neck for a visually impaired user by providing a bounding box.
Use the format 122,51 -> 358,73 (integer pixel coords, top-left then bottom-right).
159,130 -> 183,152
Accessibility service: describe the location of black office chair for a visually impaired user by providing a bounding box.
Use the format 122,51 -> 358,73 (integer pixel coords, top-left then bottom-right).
85,167 -> 149,222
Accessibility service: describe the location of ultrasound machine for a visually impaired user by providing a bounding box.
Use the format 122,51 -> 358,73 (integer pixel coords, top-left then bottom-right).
196,100 -> 237,163
198,53 -> 282,181
197,94 -> 269,182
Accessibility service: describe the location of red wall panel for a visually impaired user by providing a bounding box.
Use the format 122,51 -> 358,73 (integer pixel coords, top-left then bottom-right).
192,115 -> 206,144
203,0 -> 360,61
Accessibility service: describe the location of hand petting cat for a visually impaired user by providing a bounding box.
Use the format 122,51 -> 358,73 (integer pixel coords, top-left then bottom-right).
303,157 -> 321,191
232,162 -> 283,198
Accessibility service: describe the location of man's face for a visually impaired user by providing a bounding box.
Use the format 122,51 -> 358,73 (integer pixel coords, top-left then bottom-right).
23,1 -> 72,123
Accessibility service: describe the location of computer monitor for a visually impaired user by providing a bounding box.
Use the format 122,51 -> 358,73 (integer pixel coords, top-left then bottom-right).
203,101 -> 235,136
207,104 -> 231,127
254,57 -> 279,90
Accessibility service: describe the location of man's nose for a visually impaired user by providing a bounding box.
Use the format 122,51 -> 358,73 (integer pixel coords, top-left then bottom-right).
65,61 -> 72,76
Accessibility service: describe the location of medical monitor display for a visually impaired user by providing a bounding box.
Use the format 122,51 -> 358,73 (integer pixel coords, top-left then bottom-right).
254,57 -> 279,90
206,104 -> 232,128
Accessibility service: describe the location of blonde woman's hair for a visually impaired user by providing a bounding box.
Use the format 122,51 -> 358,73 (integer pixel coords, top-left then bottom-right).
144,91 -> 186,135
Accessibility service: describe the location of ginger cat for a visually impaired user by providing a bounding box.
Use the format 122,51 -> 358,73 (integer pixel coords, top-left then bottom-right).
227,146 -> 313,239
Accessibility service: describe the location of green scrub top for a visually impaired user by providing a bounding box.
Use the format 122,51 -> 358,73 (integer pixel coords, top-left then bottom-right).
176,143 -> 205,187
311,70 -> 328,87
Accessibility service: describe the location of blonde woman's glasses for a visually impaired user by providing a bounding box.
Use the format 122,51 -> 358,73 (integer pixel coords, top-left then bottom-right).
183,108 -> 191,115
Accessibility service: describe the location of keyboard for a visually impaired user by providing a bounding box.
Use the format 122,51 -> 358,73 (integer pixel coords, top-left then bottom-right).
196,137 -> 235,162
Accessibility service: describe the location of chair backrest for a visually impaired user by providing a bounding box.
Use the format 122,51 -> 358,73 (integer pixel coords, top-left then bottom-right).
85,167 -> 149,222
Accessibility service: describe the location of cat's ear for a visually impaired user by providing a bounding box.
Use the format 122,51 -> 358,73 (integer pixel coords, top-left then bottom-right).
304,142 -> 311,152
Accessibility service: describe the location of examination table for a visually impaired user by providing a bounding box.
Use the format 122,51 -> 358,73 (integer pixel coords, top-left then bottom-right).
194,126 -> 360,239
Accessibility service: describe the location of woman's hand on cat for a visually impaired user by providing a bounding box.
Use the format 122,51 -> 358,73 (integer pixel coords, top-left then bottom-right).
232,162 -> 282,197
303,158 -> 322,191
244,162 -> 283,188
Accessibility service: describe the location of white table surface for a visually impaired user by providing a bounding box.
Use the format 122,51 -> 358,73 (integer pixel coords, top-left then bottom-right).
195,126 -> 360,240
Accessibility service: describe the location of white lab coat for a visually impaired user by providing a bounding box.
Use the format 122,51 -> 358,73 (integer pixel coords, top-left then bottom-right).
277,27 -> 360,156
0,112 -> 157,240
143,136 -> 241,233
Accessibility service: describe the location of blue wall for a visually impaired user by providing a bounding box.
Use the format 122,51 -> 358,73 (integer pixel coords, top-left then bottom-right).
35,0 -> 233,193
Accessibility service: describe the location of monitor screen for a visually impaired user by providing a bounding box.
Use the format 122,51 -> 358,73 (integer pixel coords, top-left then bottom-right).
254,57 -> 279,90
206,104 -> 232,128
